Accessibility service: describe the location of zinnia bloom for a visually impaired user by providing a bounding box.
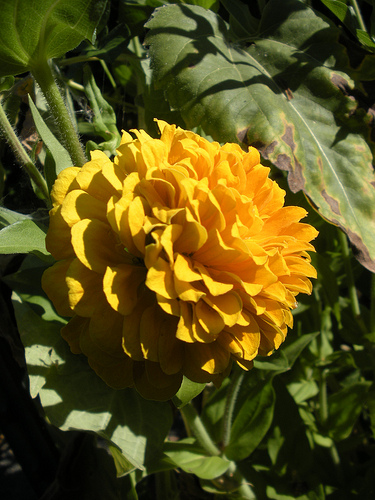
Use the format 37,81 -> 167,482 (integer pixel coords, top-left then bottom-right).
42,120 -> 318,400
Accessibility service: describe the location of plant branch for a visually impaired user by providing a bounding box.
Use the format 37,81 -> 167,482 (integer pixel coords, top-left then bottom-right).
31,59 -> 87,167
0,98 -> 49,203
221,369 -> 244,448
180,402 -> 220,457
338,229 -> 367,334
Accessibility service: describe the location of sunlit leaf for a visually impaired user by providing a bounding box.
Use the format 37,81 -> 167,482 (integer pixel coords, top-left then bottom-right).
172,376 -> 206,408
0,219 -> 51,260
79,66 -> 121,157
223,374 -> 275,461
163,438 -> 231,480
0,0 -> 107,77
11,263 -> 173,474
28,95 -> 73,189
145,1 -> 375,272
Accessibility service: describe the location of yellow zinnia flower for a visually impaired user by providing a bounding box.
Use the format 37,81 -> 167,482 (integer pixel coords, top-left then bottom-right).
42,120 -> 318,400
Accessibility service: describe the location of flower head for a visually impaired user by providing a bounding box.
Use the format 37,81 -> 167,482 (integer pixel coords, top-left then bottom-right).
42,120 -> 318,400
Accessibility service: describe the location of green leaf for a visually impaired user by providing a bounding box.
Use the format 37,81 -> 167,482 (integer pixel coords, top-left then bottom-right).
0,219 -> 51,260
0,207 -> 31,228
0,0 -> 108,77
13,285 -> 173,474
80,24 -> 131,63
356,28 -> 375,49
163,438 -> 231,479
28,95 -> 73,189
281,332 -> 320,368
172,377 -> 206,408
0,75 -> 14,92
220,0 -> 259,39
80,66 -> 121,157
320,0 -> 352,24
223,374 -> 275,461
145,1 -> 375,272
326,381 -> 371,441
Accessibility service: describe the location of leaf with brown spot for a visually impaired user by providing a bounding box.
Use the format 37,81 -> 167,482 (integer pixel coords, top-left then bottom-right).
146,0 -> 375,271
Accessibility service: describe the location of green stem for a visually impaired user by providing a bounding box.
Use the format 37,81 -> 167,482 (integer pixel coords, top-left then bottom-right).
58,55 -> 100,66
0,98 -> 49,202
180,403 -> 255,498
100,60 -> 117,89
221,370 -> 244,448
370,273 -> 375,334
180,402 -> 220,457
350,0 -> 367,32
232,471 -> 256,499
338,229 -> 367,334
319,368 -> 329,424
31,59 -> 87,167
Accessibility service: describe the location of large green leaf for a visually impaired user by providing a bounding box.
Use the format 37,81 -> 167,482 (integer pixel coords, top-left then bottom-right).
0,0 -> 107,77
10,258 -> 173,474
223,375 -> 275,461
145,1 -> 375,272
325,381 -> 371,441
163,438 -> 231,480
28,95 -> 73,190
0,217 -> 51,260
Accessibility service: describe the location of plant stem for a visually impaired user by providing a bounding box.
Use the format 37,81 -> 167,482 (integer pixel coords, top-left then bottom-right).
0,98 -> 49,202
180,402 -> 220,456
319,368 -> 329,424
100,60 -> 117,89
31,59 -> 87,167
180,402 -> 256,498
338,229 -> 367,334
350,0 -> 367,32
221,369 -> 244,448
58,55 -> 100,66
371,274 -> 375,334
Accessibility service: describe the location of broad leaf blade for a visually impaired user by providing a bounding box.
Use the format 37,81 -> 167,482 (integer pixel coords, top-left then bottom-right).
10,259 -> 173,473
145,1 -> 375,271
28,95 -> 73,187
0,0 -> 107,77
0,219 -> 50,260
163,438 -> 231,480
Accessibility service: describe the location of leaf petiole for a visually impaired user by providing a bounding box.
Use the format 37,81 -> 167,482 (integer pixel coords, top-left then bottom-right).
31,59 -> 87,167
0,98 -> 49,203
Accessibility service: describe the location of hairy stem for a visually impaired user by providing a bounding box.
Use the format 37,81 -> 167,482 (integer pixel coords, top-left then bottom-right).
0,98 -> 49,202
180,402 -> 220,456
221,369 -> 244,448
338,229 -> 367,334
31,59 -> 87,167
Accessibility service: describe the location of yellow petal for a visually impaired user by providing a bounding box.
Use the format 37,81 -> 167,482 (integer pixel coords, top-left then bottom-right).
45,205 -> 75,260
61,315 -> 89,354
42,259 -> 74,317
122,290 -> 155,361
50,167 -> 80,207
174,253 -> 201,282
183,341 -> 231,381
89,303 -> 125,357
66,258 -> 106,316
75,156 -> 117,202
146,256 -> 177,299
71,219 -> 128,273
195,299 -> 225,335
60,190 -> 107,227
205,292 -> 242,327
89,357 -> 134,389
133,361 -> 182,401
103,264 -> 146,315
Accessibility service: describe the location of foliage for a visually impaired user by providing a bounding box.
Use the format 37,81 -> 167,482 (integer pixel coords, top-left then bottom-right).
0,0 -> 375,499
